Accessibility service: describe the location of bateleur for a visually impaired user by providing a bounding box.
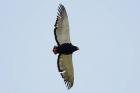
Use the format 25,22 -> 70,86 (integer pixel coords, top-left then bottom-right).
53,4 -> 79,89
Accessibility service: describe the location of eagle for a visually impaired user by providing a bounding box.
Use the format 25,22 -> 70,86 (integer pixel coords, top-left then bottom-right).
53,4 -> 79,89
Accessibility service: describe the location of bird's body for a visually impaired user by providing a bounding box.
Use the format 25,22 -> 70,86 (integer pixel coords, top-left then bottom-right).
53,43 -> 78,54
53,4 -> 79,89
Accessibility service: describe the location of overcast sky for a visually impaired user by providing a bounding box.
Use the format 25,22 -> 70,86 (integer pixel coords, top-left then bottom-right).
0,0 -> 140,93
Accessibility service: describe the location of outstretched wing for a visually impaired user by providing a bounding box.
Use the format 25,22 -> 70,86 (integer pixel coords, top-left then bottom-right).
57,54 -> 74,89
54,4 -> 71,46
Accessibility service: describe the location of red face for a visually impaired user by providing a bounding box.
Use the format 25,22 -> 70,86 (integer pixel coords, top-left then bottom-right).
53,46 -> 59,54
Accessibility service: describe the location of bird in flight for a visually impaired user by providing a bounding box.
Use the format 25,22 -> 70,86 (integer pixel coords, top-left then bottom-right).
53,4 -> 79,89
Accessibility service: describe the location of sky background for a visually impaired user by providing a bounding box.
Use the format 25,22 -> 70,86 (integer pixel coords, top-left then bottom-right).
0,0 -> 140,93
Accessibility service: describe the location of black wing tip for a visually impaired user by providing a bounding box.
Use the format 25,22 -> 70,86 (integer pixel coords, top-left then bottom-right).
58,4 -> 66,15
60,73 -> 73,89
58,3 -> 65,9
64,80 -> 73,89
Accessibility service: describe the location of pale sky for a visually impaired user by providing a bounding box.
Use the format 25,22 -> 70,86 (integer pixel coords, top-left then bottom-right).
0,0 -> 140,93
